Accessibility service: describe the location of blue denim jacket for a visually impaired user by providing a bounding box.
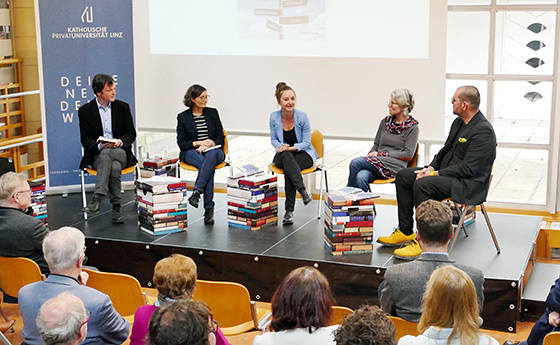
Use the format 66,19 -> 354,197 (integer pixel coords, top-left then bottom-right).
269,109 -> 318,164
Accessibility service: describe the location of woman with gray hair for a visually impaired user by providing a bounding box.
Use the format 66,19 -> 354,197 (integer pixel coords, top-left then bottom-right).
347,89 -> 419,192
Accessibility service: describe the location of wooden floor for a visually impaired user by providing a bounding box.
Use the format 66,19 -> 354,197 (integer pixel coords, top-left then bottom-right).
1,288 -> 534,345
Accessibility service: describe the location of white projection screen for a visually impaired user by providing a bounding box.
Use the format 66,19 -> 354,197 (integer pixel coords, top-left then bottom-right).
133,0 -> 447,139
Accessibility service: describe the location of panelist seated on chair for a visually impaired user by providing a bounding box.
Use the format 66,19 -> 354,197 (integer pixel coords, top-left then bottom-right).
377,85 -> 496,259
379,200 -> 484,323
80,74 -> 137,224
347,88 -> 419,192
0,172 -> 49,275
177,84 -> 225,225
269,82 -> 317,225
130,254 -> 230,345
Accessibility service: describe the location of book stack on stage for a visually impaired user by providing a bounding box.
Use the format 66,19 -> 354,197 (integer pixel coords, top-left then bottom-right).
324,187 -> 377,256
137,176 -> 188,235
227,165 -> 278,231
30,182 -> 47,226
140,157 -> 178,178
445,201 -> 476,227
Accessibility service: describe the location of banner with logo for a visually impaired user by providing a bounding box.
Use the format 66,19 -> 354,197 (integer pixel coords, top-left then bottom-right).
36,0 -> 135,189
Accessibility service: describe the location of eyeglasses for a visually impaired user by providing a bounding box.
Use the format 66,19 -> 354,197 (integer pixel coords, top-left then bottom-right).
451,97 -> 464,104
388,100 -> 399,106
12,189 -> 32,198
197,95 -> 209,101
80,310 -> 91,329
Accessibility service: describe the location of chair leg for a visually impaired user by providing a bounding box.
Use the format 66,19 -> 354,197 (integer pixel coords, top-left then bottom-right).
317,169 -> 324,219
80,170 -> 88,221
324,169 -> 329,192
452,202 -> 468,237
449,205 -> 469,252
481,203 -> 501,254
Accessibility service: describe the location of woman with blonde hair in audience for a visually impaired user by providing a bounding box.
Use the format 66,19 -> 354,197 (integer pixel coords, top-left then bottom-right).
130,254 -> 229,345
253,266 -> 338,345
398,265 -> 498,345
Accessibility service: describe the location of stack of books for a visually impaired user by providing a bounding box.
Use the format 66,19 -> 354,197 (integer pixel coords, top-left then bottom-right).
139,157 -> 178,178
323,187 -> 377,256
30,182 -> 47,226
445,201 -> 476,227
227,168 -> 279,231
137,176 -> 188,235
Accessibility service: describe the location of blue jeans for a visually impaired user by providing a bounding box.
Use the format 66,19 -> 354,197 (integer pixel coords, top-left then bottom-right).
181,148 -> 225,210
347,157 -> 384,192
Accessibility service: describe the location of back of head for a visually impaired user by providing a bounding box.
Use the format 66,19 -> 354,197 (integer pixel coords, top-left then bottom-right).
415,200 -> 453,246
419,265 -> 480,345
153,254 -> 197,299
0,171 -> 27,203
334,305 -> 396,345
271,266 -> 334,332
43,227 -> 85,273
149,299 -> 212,345
36,292 -> 88,345
91,74 -> 114,96
458,86 -> 480,111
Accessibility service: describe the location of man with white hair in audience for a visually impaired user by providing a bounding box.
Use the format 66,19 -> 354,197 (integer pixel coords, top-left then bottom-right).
36,292 -> 88,345
0,172 -> 49,274
18,226 -> 129,344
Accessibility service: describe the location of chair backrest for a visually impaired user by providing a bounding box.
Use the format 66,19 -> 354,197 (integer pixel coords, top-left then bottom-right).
408,145 -> 419,168
543,332 -> 560,345
223,129 -> 228,155
311,129 -> 323,159
330,306 -> 353,325
388,316 -> 420,341
0,257 -> 42,297
82,268 -> 145,317
192,279 -> 253,328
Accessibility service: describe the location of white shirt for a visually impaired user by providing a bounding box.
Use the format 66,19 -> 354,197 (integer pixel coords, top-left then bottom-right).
253,325 -> 339,345
398,326 -> 499,345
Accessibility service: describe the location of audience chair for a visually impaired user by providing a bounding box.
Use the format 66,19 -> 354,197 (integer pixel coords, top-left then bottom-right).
80,162 -> 139,221
389,316 -> 420,342
442,169 -> 500,254
369,145 -> 419,215
176,129 -> 233,178
0,257 -> 43,331
330,306 -> 354,325
268,129 -> 328,219
543,332 -> 560,345
83,268 -> 147,317
192,279 -> 271,336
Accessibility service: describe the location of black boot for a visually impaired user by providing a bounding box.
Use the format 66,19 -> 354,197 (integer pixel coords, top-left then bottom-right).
82,194 -> 101,213
204,208 -> 214,224
188,189 -> 201,208
299,188 -> 312,206
111,204 -> 124,224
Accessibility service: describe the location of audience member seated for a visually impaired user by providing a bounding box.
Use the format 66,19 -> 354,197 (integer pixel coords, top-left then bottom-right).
504,275 -> 560,345
18,226 -> 129,344
253,266 -> 338,345
36,292 -> 88,345
130,254 -> 229,345
347,89 -> 419,192
398,265 -> 498,345
334,305 -> 396,345
149,299 -> 217,345
380,200 -> 484,322
0,172 -> 49,274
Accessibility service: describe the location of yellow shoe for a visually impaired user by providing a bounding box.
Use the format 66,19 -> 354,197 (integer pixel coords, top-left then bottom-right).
394,240 -> 422,260
376,228 -> 416,247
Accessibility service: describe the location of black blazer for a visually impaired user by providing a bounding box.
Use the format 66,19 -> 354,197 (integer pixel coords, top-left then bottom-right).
430,111 -> 496,205
78,99 -> 137,170
176,107 -> 225,158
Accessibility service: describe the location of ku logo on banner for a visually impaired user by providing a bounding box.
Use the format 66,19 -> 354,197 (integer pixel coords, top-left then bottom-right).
81,6 -> 93,23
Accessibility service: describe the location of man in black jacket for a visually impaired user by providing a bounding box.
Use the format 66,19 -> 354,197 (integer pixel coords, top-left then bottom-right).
79,74 -> 136,223
377,86 -> 497,259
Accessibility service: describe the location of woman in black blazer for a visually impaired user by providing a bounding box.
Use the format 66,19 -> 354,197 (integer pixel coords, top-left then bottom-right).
176,84 -> 225,224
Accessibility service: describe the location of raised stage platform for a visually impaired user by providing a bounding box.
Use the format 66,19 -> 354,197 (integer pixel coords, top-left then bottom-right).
47,190 -> 541,332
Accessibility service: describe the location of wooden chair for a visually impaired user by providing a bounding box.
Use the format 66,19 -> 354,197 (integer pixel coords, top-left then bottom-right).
0,257 -> 43,328
0,332 -> 12,345
269,129 -> 328,219
192,279 -> 271,336
389,316 -> 420,342
369,145 -> 419,215
177,130 -> 232,177
80,163 -> 138,221
83,268 -> 147,317
330,306 -> 354,325
543,332 -> 560,345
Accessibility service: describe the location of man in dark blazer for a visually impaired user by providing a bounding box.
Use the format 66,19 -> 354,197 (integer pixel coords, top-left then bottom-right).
377,85 -> 497,259
380,200 -> 484,322
79,74 -> 136,223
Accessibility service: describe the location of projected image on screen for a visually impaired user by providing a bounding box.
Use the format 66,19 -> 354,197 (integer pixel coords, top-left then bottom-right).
238,0 -> 325,41
149,0 -> 429,58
